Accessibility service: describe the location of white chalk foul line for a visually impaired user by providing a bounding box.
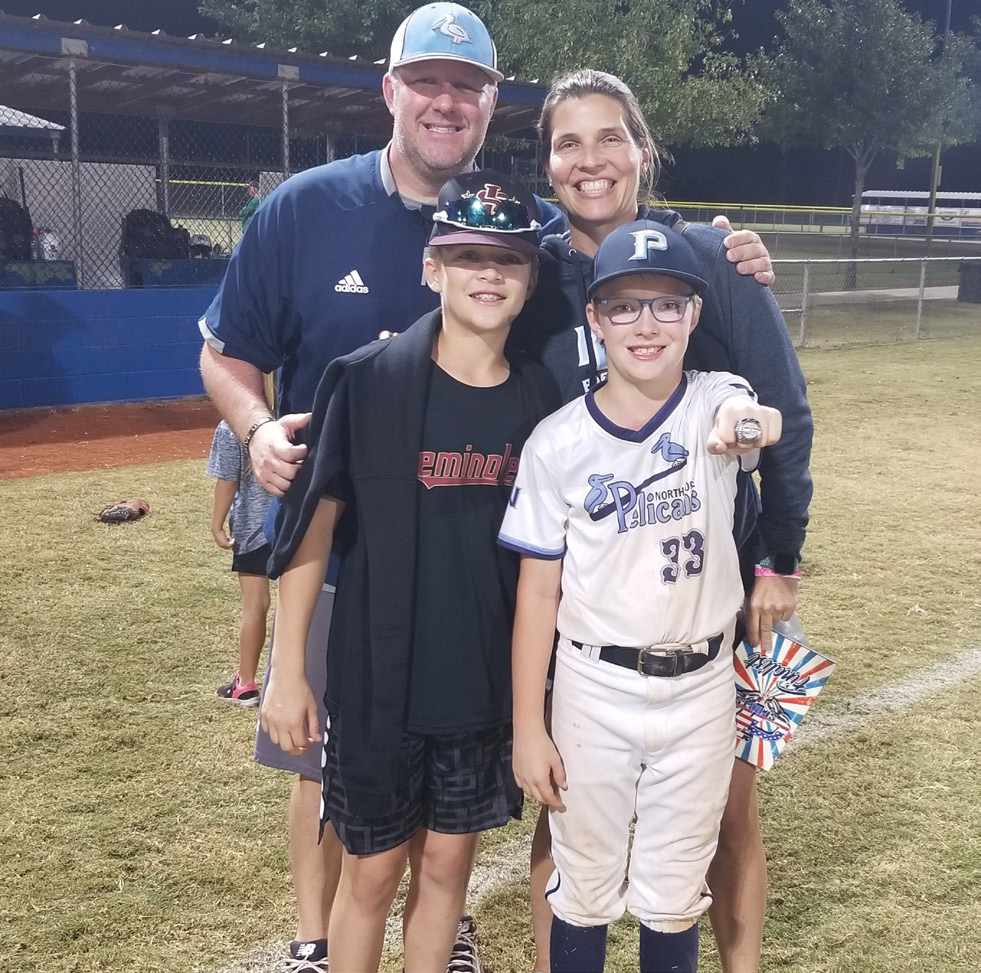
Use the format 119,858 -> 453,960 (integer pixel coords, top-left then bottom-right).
215,646 -> 981,972
789,644 -> 981,751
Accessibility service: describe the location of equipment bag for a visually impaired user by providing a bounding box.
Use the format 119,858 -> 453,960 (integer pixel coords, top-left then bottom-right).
120,209 -> 189,260
0,196 -> 34,261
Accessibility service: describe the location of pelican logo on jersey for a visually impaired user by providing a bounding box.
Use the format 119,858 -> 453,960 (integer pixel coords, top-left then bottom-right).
584,469 -> 701,535
583,433 -> 693,531
335,270 -> 369,294
651,433 -> 688,463
418,442 -> 520,489
432,11 -> 472,45
629,228 -> 668,261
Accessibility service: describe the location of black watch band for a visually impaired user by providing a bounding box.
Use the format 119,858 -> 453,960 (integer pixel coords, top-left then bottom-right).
765,553 -> 801,576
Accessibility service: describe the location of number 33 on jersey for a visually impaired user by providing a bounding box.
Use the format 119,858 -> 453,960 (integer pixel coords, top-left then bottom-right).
499,370 -> 758,648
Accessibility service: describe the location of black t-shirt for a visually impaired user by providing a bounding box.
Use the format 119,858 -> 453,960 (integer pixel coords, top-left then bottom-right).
407,363 -> 539,733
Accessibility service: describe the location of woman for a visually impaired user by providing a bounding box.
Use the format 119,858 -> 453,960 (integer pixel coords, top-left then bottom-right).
512,69 -> 814,973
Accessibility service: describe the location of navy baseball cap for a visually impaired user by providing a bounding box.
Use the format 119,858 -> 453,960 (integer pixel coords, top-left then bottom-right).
430,170 -> 542,255
388,3 -> 504,83
588,220 -> 708,299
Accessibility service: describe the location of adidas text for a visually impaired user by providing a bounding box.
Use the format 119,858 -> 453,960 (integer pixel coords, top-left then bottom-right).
335,270 -> 369,294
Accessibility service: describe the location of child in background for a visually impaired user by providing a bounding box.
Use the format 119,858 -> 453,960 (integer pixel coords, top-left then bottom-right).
207,374 -> 275,706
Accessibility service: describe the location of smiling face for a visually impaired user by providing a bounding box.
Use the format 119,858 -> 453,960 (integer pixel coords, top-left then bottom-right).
384,60 -> 498,199
425,242 -> 537,337
545,93 -> 651,255
586,273 -> 700,395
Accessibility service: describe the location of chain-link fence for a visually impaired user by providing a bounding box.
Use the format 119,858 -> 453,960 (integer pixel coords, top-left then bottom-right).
772,256 -> 981,348
0,95 -> 548,289
676,199 -> 981,246
1,87 -> 399,288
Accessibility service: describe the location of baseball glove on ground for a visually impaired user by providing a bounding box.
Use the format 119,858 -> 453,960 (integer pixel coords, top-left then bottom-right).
96,498 -> 150,523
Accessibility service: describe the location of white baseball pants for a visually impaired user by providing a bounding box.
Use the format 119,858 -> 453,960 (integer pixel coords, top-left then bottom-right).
545,626 -> 735,932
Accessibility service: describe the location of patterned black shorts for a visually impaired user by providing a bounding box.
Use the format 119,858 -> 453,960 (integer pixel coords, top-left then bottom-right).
322,721 -> 523,855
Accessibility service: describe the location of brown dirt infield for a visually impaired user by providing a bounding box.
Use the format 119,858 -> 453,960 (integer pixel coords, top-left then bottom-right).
0,398 -> 220,480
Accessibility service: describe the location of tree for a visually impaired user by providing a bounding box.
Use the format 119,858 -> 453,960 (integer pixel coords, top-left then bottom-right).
475,0 -> 765,147
755,0 -> 979,283
197,0 -> 410,57
199,0 -> 766,148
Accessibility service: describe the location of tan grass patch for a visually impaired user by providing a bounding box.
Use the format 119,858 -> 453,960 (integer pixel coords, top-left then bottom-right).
2,336 -> 980,972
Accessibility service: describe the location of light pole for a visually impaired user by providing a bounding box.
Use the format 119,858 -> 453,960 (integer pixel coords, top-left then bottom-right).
925,0 -> 953,251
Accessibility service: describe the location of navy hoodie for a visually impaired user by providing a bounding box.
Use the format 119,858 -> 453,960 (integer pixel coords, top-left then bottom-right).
508,204 -> 813,563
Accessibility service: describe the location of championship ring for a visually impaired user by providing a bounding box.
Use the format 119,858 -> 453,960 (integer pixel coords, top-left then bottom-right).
734,417 -> 763,446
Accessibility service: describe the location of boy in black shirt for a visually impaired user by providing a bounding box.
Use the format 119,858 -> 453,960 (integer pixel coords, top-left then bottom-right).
260,171 -> 559,973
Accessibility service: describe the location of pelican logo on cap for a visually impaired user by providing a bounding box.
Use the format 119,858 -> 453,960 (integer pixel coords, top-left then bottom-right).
433,11 -> 472,45
388,3 -> 504,82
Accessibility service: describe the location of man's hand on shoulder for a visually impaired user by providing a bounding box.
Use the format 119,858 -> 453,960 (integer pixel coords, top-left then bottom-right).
248,412 -> 311,496
712,215 -> 775,286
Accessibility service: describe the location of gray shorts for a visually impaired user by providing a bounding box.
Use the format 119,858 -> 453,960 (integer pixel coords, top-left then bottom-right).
253,584 -> 333,779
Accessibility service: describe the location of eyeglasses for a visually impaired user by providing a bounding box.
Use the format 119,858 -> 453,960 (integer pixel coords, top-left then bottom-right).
435,191 -> 541,234
594,295 -> 698,326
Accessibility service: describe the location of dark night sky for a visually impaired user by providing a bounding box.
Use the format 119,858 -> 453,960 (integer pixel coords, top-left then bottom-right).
2,0 -> 978,204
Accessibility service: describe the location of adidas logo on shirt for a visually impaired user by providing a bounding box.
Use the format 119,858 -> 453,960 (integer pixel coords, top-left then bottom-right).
335,270 -> 369,294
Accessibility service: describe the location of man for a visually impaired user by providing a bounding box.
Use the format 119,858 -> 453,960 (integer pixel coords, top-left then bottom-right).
199,4 -> 771,970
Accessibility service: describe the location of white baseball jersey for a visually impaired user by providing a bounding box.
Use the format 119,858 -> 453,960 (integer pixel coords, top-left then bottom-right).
500,370 -> 757,647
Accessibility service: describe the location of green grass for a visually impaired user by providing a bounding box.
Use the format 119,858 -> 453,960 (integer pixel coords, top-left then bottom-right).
781,299 -> 981,349
2,336 -> 981,972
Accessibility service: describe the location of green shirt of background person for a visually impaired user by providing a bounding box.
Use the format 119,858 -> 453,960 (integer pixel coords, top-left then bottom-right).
239,178 -> 261,232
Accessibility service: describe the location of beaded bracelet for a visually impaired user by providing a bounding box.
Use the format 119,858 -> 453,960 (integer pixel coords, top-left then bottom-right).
243,416 -> 275,452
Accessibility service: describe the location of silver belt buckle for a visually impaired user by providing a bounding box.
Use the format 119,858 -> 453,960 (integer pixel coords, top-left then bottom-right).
637,644 -> 692,677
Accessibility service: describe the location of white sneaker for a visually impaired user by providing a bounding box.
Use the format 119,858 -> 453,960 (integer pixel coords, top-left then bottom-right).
446,915 -> 481,973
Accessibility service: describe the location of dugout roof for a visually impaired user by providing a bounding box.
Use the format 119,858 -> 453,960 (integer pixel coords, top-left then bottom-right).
0,10 -> 547,136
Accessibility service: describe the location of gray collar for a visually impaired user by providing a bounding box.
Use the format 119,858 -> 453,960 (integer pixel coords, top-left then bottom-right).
380,144 -> 426,211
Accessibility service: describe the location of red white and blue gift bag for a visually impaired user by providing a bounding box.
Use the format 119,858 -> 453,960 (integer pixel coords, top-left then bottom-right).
734,631 -> 837,770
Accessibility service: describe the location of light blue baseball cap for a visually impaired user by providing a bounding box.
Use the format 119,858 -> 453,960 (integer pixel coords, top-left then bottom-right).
388,3 -> 504,83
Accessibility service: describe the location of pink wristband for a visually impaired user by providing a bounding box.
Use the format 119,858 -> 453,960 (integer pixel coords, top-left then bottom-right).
755,565 -> 802,579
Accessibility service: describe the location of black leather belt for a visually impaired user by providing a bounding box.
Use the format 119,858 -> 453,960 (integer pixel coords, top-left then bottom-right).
571,633 -> 723,677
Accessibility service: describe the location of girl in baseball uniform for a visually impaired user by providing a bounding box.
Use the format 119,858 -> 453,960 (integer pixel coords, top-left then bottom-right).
500,221 -> 782,973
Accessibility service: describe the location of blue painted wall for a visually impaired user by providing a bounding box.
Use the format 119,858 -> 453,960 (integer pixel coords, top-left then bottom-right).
0,288 -> 215,410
